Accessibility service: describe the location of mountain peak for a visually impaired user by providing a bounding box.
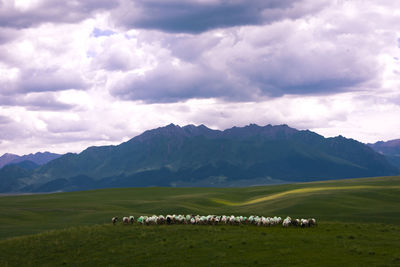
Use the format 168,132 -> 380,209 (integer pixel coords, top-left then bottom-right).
1,153 -> 18,157
133,123 -> 302,142
0,151 -> 61,169
373,139 -> 400,147
166,123 -> 179,128
134,123 -> 219,142
368,139 -> 400,170
0,153 -> 20,169
222,123 -> 298,139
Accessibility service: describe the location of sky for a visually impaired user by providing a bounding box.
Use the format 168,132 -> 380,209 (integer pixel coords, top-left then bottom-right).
0,0 -> 399,155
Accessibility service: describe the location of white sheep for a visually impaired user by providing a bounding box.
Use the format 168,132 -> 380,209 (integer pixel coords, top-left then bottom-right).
112,214 -> 317,228
300,218 -> 309,227
221,215 -> 227,224
282,217 -> 291,227
309,218 -> 317,226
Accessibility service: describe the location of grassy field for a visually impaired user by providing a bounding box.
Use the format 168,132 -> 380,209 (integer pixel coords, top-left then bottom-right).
1,176 -> 400,266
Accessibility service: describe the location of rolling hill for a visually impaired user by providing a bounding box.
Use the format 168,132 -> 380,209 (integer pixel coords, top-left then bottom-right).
1,124 -> 398,192
0,176 -> 400,266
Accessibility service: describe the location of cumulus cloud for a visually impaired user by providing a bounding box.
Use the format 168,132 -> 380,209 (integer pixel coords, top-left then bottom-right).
1,0 -> 400,156
91,33 -> 147,71
108,10 -> 385,103
0,65 -> 89,95
227,23 -> 378,97
110,60 -> 252,102
17,67 -> 88,93
0,20 -> 93,97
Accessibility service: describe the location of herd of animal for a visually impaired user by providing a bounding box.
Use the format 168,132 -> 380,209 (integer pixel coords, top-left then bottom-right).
111,215 -> 317,228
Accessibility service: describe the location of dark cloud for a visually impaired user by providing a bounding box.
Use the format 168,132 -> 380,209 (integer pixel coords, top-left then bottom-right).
0,121 -> 31,141
0,67 -> 89,95
110,61 -> 250,103
0,0 -> 118,29
16,68 -> 89,93
109,19 -> 377,103
0,93 -> 75,111
46,120 -> 89,134
230,45 -> 376,97
0,27 -> 18,44
112,0 -> 318,33
22,94 -> 76,111
0,115 -> 12,125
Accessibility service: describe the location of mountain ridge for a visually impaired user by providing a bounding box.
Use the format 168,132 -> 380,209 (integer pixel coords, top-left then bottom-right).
0,152 -> 61,169
368,139 -> 400,170
0,123 -> 398,193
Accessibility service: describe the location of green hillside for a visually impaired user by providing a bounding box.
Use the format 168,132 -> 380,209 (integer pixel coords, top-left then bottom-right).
1,223 -> 400,266
1,176 -> 400,239
0,176 -> 399,266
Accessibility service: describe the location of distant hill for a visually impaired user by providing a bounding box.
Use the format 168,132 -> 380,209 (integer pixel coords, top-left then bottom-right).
0,152 -> 61,192
0,153 -> 19,169
0,152 -> 61,169
1,124 -> 398,193
0,163 -> 35,193
368,139 -> 400,169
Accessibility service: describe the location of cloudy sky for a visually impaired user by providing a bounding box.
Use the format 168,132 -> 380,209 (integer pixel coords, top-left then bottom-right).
0,0 -> 399,155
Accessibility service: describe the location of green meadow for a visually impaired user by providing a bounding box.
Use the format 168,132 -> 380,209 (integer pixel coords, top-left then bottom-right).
1,176 -> 400,266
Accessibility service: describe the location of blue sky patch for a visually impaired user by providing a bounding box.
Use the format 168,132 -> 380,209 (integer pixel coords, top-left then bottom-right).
92,28 -> 115,37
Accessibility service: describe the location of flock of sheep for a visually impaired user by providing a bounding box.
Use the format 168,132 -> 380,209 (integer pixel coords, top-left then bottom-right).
111,215 -> 317,228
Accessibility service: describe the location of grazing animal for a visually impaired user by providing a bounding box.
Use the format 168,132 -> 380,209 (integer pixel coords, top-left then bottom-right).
110,214 -> 317,228
309,218 -> 317,226
291,219 -> 300,227
137,216 -> 145,224
300,219 -> 309,228
158,215 -> 165,224
282,217 -> 291,227
221,216 -> 227,224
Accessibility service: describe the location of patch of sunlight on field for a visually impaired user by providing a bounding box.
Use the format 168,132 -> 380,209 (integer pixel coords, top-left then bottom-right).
211,185 -> 400,206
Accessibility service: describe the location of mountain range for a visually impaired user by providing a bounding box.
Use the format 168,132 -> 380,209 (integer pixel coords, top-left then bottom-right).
0,124 -> 399,193
368,139 -> 400,170
0,152 -> 61,169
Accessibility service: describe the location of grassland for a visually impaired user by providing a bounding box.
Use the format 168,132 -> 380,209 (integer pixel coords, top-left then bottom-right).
1,176 -> 400,266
